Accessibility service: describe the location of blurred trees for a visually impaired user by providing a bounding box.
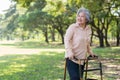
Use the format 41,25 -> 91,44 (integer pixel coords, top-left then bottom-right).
87,0 -> 120,47
65,0 -> 120,47
0,0 -> 120,47
0,2 -> 18,40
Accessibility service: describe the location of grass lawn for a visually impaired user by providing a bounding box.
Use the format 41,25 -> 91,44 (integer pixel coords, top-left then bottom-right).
0,41 -> 120,80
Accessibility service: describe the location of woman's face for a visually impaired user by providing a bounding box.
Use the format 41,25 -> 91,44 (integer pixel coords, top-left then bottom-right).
76,12 -> 86,25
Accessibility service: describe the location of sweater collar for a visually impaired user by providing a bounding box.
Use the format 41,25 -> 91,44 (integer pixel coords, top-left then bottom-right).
75,23 -> 89,30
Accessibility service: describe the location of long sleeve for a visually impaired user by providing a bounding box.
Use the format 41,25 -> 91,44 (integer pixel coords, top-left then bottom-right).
64,24 -> 74,58
87,44 -> 93,55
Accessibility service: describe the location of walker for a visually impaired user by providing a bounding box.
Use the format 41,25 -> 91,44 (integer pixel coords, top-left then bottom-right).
64,55 -> 103,80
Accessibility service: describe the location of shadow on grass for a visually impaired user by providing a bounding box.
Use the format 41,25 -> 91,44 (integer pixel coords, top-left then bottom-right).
0,52 -> 68,80
93,47 -> 120,59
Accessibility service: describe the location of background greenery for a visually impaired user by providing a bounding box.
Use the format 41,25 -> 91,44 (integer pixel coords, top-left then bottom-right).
0,0 -> 120,47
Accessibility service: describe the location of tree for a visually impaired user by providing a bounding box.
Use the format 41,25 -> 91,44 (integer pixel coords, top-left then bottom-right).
17,0 -> 49,42
0,3 -> 18,40
43,0 -> 73,44
11,0 -> 35,7
82,0 -> 120,47
10,0 -> 120,46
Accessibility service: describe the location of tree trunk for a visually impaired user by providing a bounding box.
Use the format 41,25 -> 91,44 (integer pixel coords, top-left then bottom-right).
44,32 -> 49,43
116,32 -> 119,46
99,34 -> 104,47
104,29 -> 110,47
97,30 -> 104,47
21,34 -> 25,41
116,20 -> 120,46
104,18 -> 111,47
91,19 -> 104,47
44,27 -> 49,43
53,24 -> 64,44
59,30 -> 64,44
50,27 -> 55,41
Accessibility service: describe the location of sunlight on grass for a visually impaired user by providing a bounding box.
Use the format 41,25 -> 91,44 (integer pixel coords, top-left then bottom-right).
0,67 -> 25,76
13,55 -> 30,60
10,63 -> 26,68
104,71 -> 116,74
87,74 -> 100,80
0,41 -> 120,80
0,55 -> 27,78
0,60 -> 7,63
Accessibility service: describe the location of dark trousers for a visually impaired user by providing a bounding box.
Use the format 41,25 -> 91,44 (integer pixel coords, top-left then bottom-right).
66,58 -> 84,80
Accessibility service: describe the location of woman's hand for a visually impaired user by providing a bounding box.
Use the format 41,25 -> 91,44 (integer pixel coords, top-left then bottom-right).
68,54 -> 74,60
88,54 -> 98,58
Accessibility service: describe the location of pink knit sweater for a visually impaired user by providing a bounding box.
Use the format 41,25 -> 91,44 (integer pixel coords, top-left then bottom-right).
64,23 -> 93,64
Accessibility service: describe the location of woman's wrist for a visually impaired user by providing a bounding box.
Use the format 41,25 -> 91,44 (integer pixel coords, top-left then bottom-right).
89,52 -> 94,56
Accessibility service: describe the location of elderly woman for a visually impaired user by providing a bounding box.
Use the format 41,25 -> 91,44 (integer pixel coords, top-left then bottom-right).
64,7 -> 95,80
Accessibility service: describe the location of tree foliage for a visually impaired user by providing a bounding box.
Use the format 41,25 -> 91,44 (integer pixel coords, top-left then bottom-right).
1,0 -> 120,46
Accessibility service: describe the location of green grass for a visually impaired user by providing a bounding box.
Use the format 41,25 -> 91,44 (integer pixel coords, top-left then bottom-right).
0,41 -> 64,49
0,52 -> 66,80
93,47 -> 120,59
0,41 -> 120,80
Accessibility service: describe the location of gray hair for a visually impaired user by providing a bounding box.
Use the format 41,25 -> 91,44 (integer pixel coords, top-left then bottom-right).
77,7 -> 91,23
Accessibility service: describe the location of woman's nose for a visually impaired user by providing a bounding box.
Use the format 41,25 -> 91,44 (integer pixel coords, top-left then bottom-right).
78,17 -> 81,20
78,16 -> 81,19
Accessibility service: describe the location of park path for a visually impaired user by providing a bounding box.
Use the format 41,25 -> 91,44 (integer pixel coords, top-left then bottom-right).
0,41 -> 65,56
0,46 -> 40,56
